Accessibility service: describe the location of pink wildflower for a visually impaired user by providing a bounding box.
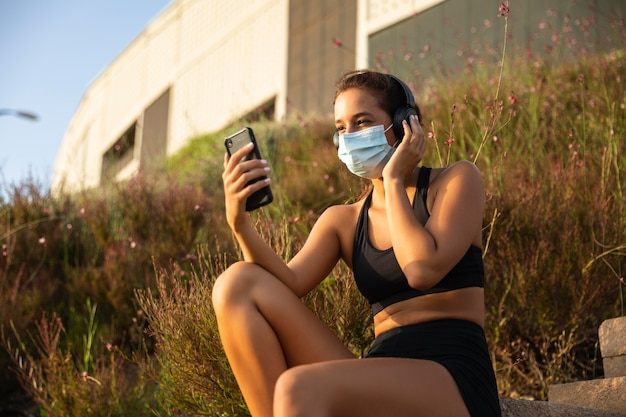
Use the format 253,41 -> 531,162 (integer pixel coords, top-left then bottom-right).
332,38 -> 342,48
445,138 -> 455,146
38,237 -> 46,246
508,91 -> 517,105
498,2 -> 509,17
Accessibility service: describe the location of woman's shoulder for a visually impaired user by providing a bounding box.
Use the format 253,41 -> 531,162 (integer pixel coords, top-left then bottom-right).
311,201 -> 363,253
428,161 -> 484,210
315,199 -> 364,231
430,160 -> 483,187
323,199 -> 364,218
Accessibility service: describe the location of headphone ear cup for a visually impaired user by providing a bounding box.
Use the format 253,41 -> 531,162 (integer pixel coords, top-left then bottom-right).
333,131 -> 340,149
392,107 -> 418,141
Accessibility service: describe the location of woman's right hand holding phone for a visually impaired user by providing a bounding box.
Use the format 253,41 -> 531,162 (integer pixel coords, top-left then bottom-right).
222,142 -> 271,230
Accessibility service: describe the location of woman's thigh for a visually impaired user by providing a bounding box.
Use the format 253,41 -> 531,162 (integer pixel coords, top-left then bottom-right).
212,261 -> 355,366
275,357 -> 470,417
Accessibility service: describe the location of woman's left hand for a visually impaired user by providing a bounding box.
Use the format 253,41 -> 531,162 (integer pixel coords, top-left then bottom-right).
382,114 -> 426,180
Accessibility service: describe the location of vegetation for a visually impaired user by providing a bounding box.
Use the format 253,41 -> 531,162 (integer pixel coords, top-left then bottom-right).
1,3 -> 625,415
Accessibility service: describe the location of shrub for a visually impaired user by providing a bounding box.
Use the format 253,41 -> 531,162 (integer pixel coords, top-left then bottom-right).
1,3 -> 625,413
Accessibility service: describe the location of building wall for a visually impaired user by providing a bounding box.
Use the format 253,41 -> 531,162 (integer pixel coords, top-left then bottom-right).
52,0 -> 626,193
364,0 -> 626,87
287,0 -> 358,117
53,0 -> 289,193
356,0 -> 446,69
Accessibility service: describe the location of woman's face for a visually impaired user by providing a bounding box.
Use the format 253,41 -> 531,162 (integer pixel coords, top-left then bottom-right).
334,88 -> 395,145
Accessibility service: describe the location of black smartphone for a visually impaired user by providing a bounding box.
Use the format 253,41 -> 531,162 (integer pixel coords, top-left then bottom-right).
224,127 -> 273,211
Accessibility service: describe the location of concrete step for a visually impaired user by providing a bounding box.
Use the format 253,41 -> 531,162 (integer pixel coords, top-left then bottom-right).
548,376 -> 626,414
599,317 -> 626,358
604,355 -> 626,378
501,398 -> 626,417
600,317 -> 626,378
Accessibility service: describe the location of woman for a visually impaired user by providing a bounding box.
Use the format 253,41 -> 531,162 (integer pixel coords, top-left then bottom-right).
214,70 -> 501,417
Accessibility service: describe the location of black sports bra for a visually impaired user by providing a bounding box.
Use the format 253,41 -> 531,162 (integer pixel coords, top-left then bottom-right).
352,167 -> 484,315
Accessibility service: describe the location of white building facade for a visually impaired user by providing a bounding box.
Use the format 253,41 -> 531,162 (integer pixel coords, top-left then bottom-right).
52,0 -> 625,192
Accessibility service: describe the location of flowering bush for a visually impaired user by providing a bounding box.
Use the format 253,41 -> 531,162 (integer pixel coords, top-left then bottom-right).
1,2 -> 625,413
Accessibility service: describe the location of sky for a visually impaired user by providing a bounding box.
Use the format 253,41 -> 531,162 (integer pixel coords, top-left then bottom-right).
0,0 -> 173,195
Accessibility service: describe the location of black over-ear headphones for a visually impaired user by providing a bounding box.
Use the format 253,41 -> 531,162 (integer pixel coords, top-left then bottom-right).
334,73 -> 419,149
388,74 -> 419,140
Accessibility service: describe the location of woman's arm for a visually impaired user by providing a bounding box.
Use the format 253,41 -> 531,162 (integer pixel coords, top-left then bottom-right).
382,119 -> 485,290
385,161 -> 484,290
222,144 -> 346,297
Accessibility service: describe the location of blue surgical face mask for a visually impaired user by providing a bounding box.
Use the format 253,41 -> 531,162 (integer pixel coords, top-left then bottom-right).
337,124 -> 395,179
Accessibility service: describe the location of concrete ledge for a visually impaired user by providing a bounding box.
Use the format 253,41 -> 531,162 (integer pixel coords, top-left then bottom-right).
500,399 -> 626,417
604,355 -> 626,379
599,317 -> 626,358
549,377 -> 626,413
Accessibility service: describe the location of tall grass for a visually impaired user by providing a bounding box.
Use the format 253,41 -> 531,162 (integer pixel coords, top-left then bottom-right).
1,4 -> 625,415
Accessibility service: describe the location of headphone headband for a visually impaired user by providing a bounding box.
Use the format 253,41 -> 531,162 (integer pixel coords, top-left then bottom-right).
386,74 -> 418,116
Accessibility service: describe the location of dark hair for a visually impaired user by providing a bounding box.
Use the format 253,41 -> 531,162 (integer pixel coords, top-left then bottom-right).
334,70 -> 422,122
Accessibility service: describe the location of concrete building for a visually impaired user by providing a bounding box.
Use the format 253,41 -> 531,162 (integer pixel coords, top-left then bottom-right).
52,0 -> 626,193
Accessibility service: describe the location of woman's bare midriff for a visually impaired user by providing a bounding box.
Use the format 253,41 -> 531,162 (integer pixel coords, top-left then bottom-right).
372,287 -> 485,337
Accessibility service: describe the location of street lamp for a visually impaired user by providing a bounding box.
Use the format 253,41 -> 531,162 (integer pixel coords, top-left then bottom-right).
0,108 -> 39,121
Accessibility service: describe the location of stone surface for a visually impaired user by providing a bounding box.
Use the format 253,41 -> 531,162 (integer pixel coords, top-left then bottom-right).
599,317 -> 626,358
500,399 -> 626,417
549,377 -> 626,413
604,355 -> 626,378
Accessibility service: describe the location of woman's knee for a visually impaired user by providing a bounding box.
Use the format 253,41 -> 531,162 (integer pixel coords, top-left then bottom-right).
211,261 -> 259,313
274,366 -> 326,416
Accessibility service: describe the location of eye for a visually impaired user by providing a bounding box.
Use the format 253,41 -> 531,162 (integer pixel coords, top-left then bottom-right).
335,125 -> 346,133
356,119 -> 372,127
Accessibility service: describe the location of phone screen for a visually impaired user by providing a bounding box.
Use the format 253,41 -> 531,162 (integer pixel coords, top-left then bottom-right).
224,127 -> 273,211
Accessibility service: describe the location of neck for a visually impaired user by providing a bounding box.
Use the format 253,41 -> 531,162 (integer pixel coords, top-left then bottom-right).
370,166 -> 420,204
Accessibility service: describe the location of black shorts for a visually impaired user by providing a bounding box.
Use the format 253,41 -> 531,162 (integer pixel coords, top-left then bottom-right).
365,319 -> 501,417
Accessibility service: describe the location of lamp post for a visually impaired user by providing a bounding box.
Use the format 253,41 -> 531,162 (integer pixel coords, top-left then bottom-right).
0,109 -> 39,121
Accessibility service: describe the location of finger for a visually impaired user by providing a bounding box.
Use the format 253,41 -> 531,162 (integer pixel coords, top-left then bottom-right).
409,114 -> 422,135
234,165 -> 271,192
402,119 -> 412,142
229,142 -> 255,165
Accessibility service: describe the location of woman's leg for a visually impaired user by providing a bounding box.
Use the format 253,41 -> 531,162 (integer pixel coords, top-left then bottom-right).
212,261 -> 354,417
273,358 -> 471,417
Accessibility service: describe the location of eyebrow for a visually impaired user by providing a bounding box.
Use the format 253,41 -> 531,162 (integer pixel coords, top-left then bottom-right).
335,111 -> 375,124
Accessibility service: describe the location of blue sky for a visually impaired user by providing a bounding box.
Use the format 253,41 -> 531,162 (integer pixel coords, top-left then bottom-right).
0,0 -> 172,194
